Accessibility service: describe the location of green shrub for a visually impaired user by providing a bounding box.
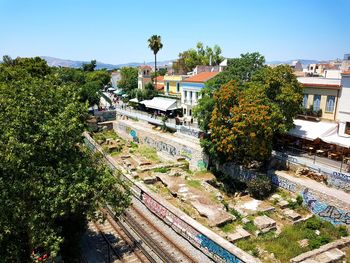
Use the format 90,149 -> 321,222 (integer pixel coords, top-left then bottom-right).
309,235 -> 330,249
296,195 -> 303,206
247,176 -> 272,199
337,225 -> 349,237
306,217 -> 322,230
220,222 -> 236,233
130,141 -> 138,148
153,167 -> 170,173
243,222 -> 258,233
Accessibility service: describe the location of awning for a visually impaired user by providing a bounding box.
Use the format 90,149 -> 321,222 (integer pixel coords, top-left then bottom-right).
320,132 -> 350,148
107,87 -> 116,91
140,97 -> 178,111
288,119 -> 337,141
113,90 -> 124,95
129,98 -> 139,103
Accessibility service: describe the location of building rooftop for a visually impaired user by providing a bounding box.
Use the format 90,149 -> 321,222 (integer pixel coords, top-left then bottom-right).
297,77 -> 341,88
139,65 -> 152,70
341,70 -> 350,75
184,72 -> 219,83
154,75 -> 164,82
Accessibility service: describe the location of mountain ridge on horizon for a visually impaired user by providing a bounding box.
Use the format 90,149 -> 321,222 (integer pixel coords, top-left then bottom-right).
0,55 -> 333,70
41,56 -> 174,70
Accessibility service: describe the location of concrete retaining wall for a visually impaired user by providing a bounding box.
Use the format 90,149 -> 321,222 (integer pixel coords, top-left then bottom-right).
218,162 -> 350,226
113,119 -> 208,170
273,150 -> 350,193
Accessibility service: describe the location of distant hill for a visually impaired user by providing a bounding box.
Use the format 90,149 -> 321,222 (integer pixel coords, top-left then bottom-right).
41,56 -> 173,70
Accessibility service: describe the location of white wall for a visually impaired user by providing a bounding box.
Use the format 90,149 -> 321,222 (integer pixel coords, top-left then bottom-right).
338,74 -> 350,136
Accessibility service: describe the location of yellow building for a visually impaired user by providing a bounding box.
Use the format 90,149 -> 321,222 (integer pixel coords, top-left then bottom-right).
298,77 -> 341,121
163,75 -> 188,96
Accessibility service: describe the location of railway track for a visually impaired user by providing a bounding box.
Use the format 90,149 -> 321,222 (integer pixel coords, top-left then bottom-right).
118,200 -> 199,263
89,213 -> 150,263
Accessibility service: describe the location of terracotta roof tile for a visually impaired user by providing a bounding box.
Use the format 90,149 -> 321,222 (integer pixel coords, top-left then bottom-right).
341,70 -> 350,75
184,72 -> 219,83
155,84 -> 164,90
154,75 -> 164,82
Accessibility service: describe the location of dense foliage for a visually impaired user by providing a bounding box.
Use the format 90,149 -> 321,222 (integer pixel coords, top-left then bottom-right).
130,82 -> 158,101
173,42 -> 224,74
0,56 -> 131,262
194,53 -> 302,168
117,66 -> 138,96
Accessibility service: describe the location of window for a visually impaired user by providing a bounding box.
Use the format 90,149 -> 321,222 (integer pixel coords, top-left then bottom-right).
302,94 -> 308,108
189,109 -> 192,116
313,95 -> 321,111
346,122 -> 350,135
194,92 -> 198,101
166,82 -> 170,93
184,90 -> 187,100
184,108 -> 187,115
326,96 -> 335,113
190,91 -> 193,101
176,82 -> 180,93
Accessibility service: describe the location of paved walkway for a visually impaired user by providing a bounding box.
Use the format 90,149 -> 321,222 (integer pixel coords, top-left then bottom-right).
273,150 -> 350,177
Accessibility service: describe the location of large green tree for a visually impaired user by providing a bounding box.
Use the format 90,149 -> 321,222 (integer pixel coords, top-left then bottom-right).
82,59 -> 97,72
194,52 -> 266,132
117,66 -> 138,96
194,53 -> 302,168
173,42 -> 224,74
0,56 -> 131,262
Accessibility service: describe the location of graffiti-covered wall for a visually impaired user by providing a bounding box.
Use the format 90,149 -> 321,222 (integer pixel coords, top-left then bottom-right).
218,162 -> 350,226
113,119 -> 208,170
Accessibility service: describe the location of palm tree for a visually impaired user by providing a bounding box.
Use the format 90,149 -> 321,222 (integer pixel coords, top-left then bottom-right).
148,35 -> 163,90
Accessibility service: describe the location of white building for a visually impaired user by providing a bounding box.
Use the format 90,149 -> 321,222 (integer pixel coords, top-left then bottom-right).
338,70 -> 350,137
111,70 -> 121,89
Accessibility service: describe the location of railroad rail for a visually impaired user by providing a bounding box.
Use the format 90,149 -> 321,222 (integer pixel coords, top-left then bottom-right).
120,203 -> 196,263
89,212 -> 150,263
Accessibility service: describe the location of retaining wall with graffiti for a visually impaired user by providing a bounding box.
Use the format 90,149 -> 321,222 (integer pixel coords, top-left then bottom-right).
113,119 -> 208,170
302,188 -> 350,226
218,162 -> 350,226
273,150 -> 350,192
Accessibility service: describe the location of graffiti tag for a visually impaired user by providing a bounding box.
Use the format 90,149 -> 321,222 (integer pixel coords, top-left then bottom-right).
143,137 -> 178,156
271,175 -> 297,192
302,188 -> 350,226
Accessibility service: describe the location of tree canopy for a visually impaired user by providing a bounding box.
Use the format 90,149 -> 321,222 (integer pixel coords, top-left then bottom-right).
0,56 -> 131,262
117,66 -> 138,96
82,59 -> 97,72
173,42 -> 224,74
194,53 -> 302,168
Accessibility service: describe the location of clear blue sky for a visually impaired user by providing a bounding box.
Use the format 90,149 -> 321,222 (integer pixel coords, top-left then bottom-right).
1,0 -> 349,64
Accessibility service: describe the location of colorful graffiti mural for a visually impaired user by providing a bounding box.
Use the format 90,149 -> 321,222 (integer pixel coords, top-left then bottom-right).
302,188 -> 350,226
197,160 -> 207,169
129,129 -> 139,143
271,175 -> 297,192
142,193 -> 243,263
143,137 -> 178,156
